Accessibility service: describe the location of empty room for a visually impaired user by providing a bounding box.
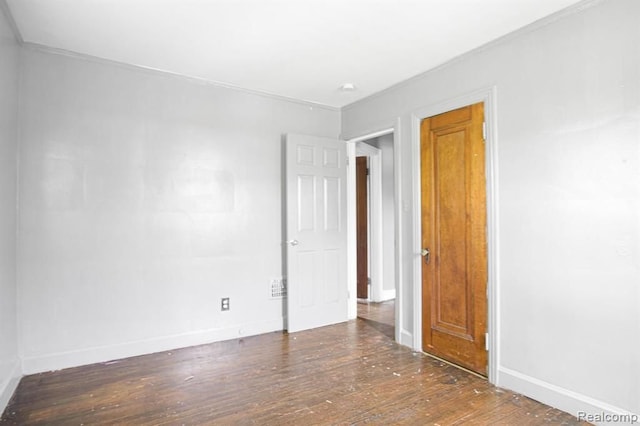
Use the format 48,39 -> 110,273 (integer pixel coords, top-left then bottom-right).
1,0 -> 638,424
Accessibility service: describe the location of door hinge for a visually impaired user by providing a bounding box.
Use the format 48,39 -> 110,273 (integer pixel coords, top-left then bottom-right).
346,157 -> 349,166
485,332 -> 489,351
366,167 -> 370,176
482,121 -> 487,141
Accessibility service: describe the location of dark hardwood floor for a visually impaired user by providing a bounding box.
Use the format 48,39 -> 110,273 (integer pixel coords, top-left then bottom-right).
2,301 -> 587,425
356,299 -> 395,340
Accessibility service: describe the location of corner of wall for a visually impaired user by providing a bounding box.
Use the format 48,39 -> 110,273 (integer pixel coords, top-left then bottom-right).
0,0 -> 23,44
0,0 -> 23,417
0,360 -> 21,415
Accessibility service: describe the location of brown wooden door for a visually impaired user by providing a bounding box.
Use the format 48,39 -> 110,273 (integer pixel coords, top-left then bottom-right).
356,156 -> 368,299
421,102 -> 488,375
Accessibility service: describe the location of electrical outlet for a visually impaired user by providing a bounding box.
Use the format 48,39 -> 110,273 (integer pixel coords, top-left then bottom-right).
270,278 -> 286,298
221,297 -> 230,311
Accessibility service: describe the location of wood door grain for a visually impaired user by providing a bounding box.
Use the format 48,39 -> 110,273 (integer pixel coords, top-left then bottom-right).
356,156 -> 368,299
421,102 -> 488,375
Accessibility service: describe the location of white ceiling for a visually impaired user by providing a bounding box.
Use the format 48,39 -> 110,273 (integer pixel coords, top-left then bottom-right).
6,0 -> 584,108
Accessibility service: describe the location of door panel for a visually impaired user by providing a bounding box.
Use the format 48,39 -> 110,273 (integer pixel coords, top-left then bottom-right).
324,177 -> 341,231
356,156 -> 368,299
421,103 -> 488,375
286,134 -> 348,333
297,175 -> 315,231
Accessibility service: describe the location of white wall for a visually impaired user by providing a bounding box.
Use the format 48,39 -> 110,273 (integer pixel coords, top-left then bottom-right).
342,0 -> 639,419
17,46 -> 340,373
365,134 -> 395,299
0,3 -> 20,413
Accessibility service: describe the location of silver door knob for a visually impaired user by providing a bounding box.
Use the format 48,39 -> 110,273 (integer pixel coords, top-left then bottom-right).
288,240 -> 299,246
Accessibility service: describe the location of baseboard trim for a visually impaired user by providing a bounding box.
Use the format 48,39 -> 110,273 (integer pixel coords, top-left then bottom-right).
0,361 -> 22,415
22,318 -> 285,375
378,289 -> 396,302
399,328 -> 413,349
497,366 -> 639,424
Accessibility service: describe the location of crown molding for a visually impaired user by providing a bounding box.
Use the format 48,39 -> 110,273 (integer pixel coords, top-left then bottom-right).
6,0 -> 605,114
21,41 -> 340,112
342,0 -> 606,111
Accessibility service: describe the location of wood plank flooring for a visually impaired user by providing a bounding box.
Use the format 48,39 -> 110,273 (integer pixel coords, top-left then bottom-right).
2,301 -> 587,425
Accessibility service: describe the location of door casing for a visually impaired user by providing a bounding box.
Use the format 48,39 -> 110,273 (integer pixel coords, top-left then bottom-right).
346,128 -> 399,335
411,87 -> 499,383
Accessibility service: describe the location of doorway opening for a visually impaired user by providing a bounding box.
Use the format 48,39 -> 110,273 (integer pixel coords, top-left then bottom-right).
350,131 -> 397,339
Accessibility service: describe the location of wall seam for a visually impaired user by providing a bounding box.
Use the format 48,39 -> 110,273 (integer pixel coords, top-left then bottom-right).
14,37 -> 23,373
21,42 -> 340,113
0,0 -> 23,44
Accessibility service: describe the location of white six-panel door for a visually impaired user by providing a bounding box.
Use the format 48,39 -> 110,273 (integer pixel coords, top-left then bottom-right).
285,134 -> 348,333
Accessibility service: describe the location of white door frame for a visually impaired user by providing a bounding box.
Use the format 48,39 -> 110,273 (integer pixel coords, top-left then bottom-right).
346,126 -> 402,344
411,86 -> 499,384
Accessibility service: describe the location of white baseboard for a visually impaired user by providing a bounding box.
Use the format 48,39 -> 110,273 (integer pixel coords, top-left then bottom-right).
398,328 -> 413,349
498,367 -> 639,425
378,289 -> 396,302
22,318 -> 285,375
371,289 -> 396,303
0,360 -> 21,415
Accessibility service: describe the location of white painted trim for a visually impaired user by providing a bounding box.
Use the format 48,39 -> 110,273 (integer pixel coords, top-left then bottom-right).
349,128 -> 394,143
391,118 -> 403,345
410,86 -> 499,384
379,288 -> 396,302
498,367 -> 640,424
398,329 -> 413,348
410,111 -> 423,353
21,318 -> 284,374
346,141 -> 357,320
354,143 -> 379,160
484,87 -> 500,385
346,123 -> 399,331
356,143 -> 380,157
0,360 -> 21,414
368,151 -> 384,302
21,42 -> 340,112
